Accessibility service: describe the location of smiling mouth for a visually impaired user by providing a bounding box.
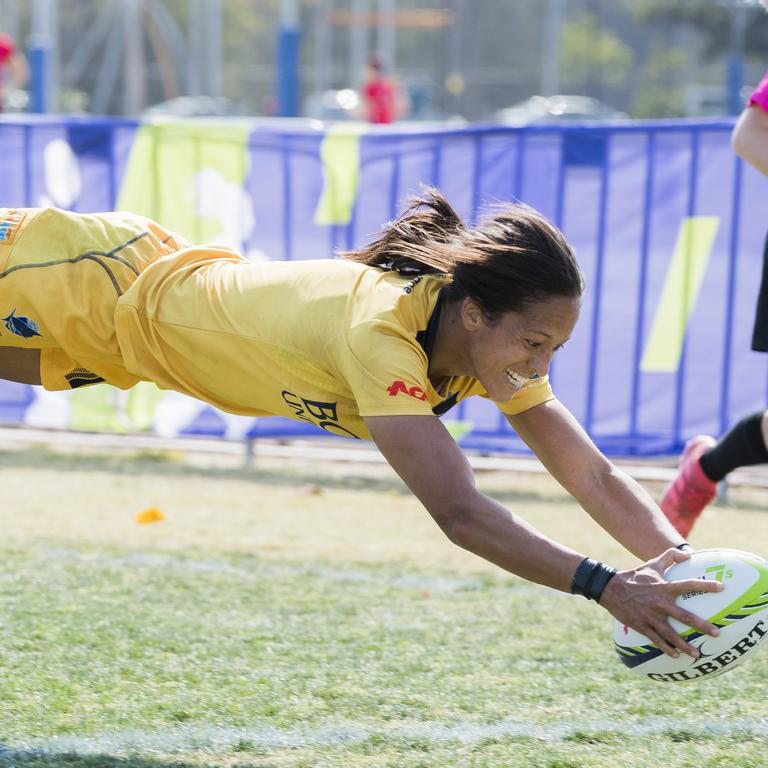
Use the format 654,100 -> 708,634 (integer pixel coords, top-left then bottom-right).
505,368 -> 535,388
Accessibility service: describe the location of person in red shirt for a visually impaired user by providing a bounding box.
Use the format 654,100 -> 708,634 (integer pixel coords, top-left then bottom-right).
0,32 -> 29,112
361,54 -> 407,124
0,32 -> 28,112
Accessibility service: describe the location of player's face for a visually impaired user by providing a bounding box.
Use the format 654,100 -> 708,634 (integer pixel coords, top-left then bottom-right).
462,295 -> 580,402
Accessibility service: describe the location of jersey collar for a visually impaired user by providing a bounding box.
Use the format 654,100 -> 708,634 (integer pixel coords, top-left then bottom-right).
415,285 -> 446,361
415,287 -> 460,416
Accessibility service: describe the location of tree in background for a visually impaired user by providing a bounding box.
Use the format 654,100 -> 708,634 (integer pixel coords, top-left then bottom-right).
631,43 -> 688,118
627,0 -> 768,116
5,0 -> 768,119
559,11 -> 633,99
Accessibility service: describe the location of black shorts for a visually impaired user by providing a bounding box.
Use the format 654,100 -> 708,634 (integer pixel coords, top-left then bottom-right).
753,231 -> 768,352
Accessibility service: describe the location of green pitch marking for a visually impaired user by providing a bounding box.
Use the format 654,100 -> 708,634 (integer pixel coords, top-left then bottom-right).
641,216 -> 720,373
314,123 -> 368,226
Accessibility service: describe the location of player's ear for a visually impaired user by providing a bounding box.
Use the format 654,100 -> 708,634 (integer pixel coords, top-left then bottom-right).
460,298 -> 484,331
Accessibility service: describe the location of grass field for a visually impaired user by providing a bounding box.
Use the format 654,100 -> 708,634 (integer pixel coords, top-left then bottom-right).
1,442 -> 768,768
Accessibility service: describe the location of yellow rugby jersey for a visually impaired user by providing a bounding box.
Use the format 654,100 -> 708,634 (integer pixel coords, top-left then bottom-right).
0,207 -> 554,440
114,252 -> 554,439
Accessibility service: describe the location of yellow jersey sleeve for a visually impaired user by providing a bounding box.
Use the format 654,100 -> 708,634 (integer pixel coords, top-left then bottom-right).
481,375 -> 555,416
330,321 -> 437,418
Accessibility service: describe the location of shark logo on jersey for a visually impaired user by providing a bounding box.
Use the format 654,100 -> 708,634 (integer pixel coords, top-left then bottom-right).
2,309 -> 42,338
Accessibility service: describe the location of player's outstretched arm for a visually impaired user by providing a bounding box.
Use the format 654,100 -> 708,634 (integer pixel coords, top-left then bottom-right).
366,413 -> 584,593
365,413 -> 722,657
507,398 -> 685,562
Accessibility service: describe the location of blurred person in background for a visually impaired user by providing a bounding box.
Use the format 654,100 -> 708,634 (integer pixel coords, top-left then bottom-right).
660,65 -> 768,537
0,29 -> 28,112
360,53 -> 408,124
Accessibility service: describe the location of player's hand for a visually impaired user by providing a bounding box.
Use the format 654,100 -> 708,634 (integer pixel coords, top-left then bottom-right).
599,547 -> 724,659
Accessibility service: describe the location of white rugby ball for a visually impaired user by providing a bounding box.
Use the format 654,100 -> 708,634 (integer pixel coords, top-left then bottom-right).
613,548 -> 768,682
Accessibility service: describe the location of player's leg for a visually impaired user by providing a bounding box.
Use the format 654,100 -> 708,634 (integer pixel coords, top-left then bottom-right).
0,347 -> 41,385
662,229 -> 768,537
0,208 -> 180,392
660,411 -> 768,536
659,435 -> 717,537
698,411 -> 768,483
750,231 -> 768,352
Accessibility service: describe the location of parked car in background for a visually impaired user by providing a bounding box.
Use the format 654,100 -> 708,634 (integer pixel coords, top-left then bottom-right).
143,95 -> 246,118
1,87 -> 28,112
493,94 -> 626,125
304,89 -> 361,122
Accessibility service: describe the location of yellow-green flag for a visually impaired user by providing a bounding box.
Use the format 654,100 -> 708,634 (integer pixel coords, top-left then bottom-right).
314,123 -> 368,226
641,216 -> 719,373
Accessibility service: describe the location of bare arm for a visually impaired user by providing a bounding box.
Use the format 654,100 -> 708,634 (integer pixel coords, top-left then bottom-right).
732,104 -> 768,176
506,398 -> 686,561
365,413 -> 722,658
366,414 -> 583,592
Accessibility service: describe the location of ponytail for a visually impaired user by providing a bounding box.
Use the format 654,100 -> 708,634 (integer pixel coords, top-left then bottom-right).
340,188 -> 464,275
342,187 -> 584,320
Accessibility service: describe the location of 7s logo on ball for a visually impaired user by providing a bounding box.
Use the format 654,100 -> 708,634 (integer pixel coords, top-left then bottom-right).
704,565 -> 734,582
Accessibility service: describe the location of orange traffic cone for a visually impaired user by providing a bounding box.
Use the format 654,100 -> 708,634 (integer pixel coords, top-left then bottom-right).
135,507 -> 166,524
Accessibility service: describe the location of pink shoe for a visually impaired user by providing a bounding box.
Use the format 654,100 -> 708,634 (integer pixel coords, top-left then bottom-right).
660,435 -> 718,537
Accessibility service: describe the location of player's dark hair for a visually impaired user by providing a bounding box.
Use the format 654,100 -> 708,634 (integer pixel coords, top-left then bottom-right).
341,187 -> 584,320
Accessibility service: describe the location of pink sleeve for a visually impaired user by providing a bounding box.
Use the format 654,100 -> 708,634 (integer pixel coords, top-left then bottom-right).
748,70 -> 768,113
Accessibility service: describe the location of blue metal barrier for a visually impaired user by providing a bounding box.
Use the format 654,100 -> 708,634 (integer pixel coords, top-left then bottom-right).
0,115 -> 766,456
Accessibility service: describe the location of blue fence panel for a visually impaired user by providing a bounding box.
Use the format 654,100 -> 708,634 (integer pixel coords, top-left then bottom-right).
0,115 -> 766,456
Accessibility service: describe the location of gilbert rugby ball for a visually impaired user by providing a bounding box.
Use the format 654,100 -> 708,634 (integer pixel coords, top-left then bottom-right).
613,548 -> 768,682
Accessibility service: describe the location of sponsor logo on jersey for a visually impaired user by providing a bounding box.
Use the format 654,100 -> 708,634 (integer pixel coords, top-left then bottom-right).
2,308 -> 42,338
0,209 -> 27,244
387,380 -> 428,401
402,275 -> 423,294
282,390 -> 360,439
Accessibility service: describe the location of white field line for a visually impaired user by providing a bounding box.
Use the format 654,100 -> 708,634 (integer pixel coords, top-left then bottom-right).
33,546 -> 518,595
4,715 -> 768,757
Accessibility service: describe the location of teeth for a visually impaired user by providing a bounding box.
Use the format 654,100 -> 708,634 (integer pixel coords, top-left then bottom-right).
505,368 -> 526,387
504,369 -> 541,388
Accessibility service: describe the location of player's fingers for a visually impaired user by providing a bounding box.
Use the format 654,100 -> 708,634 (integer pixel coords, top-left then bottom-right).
643,625 -> 686,659
654,546 -> 692,572
665,579 -> 723,638
667,577 -> 725,596
652,618 -> 702,659
667,604 -> 721,639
